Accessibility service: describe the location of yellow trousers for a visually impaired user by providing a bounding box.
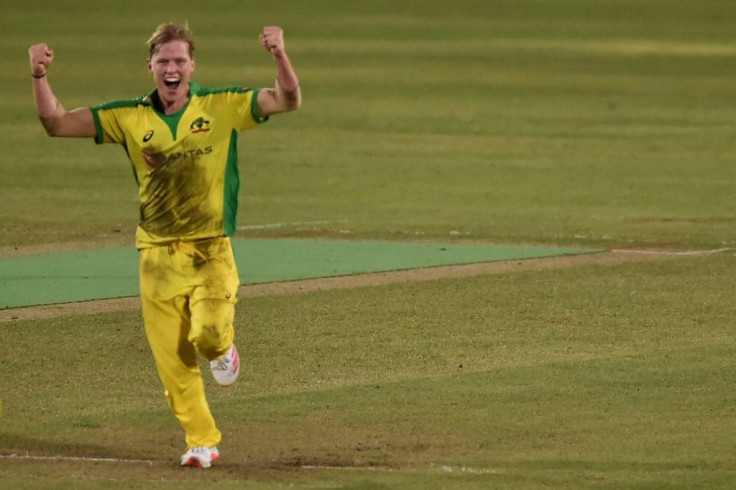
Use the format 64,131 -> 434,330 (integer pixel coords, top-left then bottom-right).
139,236 -> 239,449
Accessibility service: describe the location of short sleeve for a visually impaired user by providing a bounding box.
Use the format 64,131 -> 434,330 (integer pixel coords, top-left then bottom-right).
90,104 -> 127,145
230,88 -> 268,132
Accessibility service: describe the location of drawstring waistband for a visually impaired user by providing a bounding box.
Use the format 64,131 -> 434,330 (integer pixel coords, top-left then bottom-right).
168,240 -> 208,263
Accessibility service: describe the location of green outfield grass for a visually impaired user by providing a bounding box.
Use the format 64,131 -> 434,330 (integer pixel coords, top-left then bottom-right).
1,0 -> 736,488
2,0 -> 735,249
3,255 -> 736,488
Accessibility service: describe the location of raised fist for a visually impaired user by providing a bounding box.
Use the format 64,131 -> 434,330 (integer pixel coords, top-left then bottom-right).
29,43 -> 54,76
259,26 -> 285,57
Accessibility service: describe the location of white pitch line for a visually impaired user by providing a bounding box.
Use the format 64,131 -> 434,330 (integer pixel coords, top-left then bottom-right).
612,247 -> 730,256
0,453 -> 153,466
238,220 -> 349,231
3,454 -> 506,476
439,465 -> 504,475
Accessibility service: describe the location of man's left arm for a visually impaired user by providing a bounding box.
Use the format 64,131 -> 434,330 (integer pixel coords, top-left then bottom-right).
257,26 -> 301,117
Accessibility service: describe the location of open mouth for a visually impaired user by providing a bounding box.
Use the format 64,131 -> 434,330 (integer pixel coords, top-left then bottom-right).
164,77 -> 181,90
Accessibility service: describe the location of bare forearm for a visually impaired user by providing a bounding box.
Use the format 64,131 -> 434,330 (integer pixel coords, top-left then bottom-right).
275,51 -> 299,92
32,77 -> 93,137
32,75 -> 61,119
32,75 -> 70,136
29,43 -> 60,120
274,52 -> 301,110
28,43 -> 95,137
257,26 -> 301,115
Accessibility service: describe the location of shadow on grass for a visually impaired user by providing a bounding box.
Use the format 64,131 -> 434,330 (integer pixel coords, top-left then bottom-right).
0,431 -> 392,483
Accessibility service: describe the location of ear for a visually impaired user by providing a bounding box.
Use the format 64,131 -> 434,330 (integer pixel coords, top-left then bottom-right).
191,57 -> 196,71
147,58 -> 152,73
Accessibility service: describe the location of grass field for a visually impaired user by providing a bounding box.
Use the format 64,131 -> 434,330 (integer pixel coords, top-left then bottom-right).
2,0 -> 736,488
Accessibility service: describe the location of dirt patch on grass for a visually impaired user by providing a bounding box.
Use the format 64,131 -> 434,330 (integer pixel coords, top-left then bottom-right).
0,249 -> 682,323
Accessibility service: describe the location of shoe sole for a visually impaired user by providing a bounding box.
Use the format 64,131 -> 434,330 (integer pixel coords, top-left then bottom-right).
181,457 -> 211,468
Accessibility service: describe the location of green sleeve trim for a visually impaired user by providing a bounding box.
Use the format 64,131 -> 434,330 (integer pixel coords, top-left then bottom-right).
250,88 -> 269,124
90,96 -> 149,144
90,107 -> 104,144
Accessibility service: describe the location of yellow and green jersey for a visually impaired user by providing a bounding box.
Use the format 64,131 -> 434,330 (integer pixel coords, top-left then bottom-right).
91,82 -> 267,249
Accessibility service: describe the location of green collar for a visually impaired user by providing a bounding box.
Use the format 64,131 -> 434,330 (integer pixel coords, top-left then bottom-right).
141,81 -> 200,115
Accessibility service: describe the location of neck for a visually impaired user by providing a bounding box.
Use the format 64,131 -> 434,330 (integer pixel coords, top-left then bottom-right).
154,88 -> 189,115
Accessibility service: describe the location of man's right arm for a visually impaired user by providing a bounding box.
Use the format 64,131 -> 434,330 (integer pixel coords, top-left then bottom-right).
29,43 -> 96,138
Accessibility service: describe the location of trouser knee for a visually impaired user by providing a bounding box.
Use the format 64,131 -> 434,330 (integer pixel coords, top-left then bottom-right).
189,298 -> 235,360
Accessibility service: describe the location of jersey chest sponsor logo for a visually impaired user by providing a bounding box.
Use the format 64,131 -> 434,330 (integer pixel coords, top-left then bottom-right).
164,146 -> 213,164
190,117 -> 211,133
143,146 -> 213,168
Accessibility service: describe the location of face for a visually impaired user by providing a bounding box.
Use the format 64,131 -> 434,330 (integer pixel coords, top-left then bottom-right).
147,40 -> 195,105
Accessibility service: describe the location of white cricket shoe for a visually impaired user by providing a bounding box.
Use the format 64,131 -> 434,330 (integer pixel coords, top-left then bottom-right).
180,446 -> 219,468
210,344 -> 240,387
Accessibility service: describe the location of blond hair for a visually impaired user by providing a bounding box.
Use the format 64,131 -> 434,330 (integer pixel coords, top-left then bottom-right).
147,22 -> 195,57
